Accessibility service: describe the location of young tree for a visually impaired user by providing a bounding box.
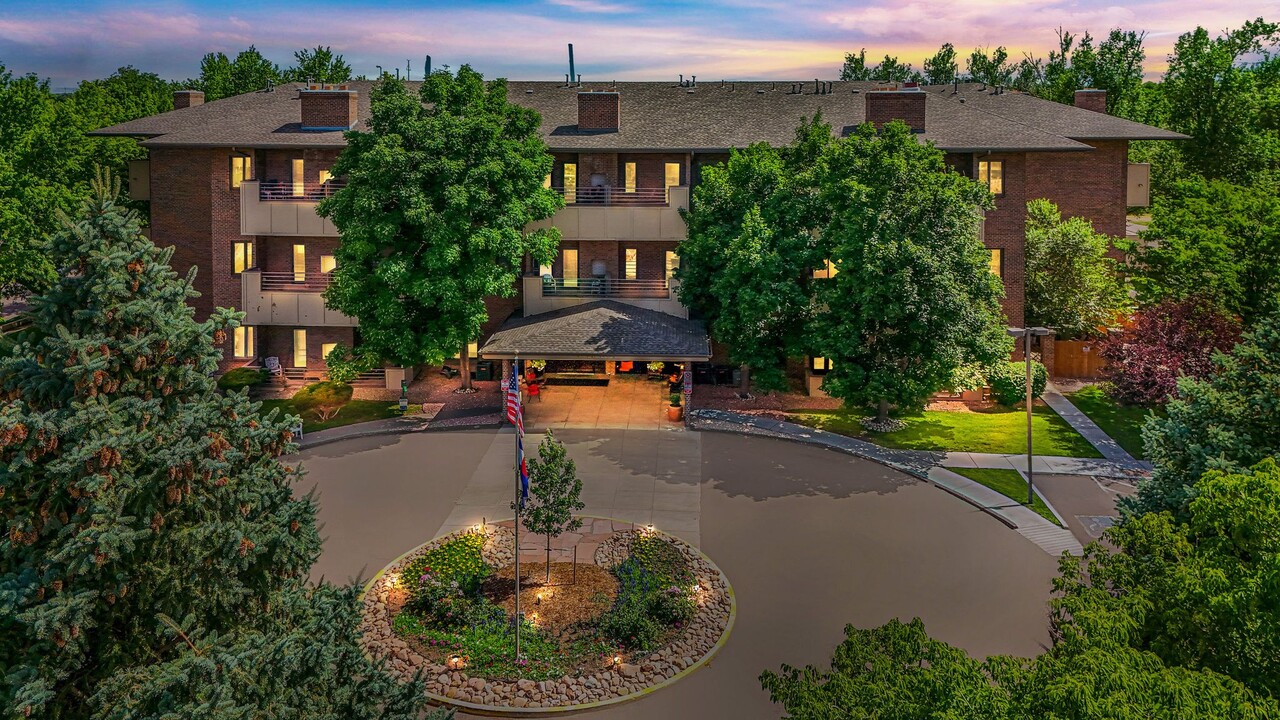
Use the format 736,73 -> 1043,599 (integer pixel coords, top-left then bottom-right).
965,46 -> 1015,86
1126,312 -> 1280,519
922,43 -> 959,85
839,49 -> 873,81
192,46 -> 281,101
1017,28 -> 1147,116
810,122 -> 1012,424
318,71 -> 561,390
1130,175 -> 1280,326
522,431 -> 584,582
0,174 -> 429,717
1098,297 -> 1240,406
284,45 -> 353,84
1024,199 -> 1129,337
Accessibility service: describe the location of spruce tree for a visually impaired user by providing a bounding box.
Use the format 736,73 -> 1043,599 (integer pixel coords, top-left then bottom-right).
0,173 -> 432,718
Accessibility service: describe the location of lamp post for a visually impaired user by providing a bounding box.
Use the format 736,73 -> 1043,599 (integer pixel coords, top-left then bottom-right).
1006,326 -> 1052,505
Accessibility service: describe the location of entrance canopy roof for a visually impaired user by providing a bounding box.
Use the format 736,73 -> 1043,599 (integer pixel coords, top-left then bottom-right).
479,300 -> 711,362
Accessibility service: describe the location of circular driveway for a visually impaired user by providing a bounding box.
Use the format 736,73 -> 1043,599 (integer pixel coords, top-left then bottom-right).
294,429 -> 1057,719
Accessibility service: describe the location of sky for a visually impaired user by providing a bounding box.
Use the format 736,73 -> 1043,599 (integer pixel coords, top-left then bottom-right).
0,0 -> 1274,89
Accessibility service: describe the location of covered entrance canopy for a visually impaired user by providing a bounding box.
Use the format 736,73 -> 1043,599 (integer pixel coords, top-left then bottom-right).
478,300 -> 711,362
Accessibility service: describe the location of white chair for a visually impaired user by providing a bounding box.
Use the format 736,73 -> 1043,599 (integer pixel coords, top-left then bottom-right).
290,420 -> 304,441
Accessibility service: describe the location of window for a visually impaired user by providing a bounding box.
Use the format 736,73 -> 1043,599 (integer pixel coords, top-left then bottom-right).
230,155 -> 252,189
664,162 -> 681,201
665,250 -> 680,280
292,329 -> 307,368
978,160 -> 1003,195
562,248 -> 578,286
321,342 -> 337,362
291,158 -> 305,197
813,259 -> 838,279
623,248 -> 637,280
292,244 -> 306,283
811,357 -> 833,375
233,241 -> 254,274
988,248 -> 1003,278
320,254 -> 336,273
318,169 -> 332,186
543,173 -> 552,189
538,262 -> 552,277
233,325 -> 255,358
563,163 -> 577,204
624,162 -> 636,193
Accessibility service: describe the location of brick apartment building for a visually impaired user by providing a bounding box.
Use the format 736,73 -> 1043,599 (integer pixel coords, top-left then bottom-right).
96,79 -> 1182,391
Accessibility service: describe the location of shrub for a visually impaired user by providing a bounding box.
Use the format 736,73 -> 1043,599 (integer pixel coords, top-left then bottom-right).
322,344 -> 371,384
291,380 -> 354,421
597,597 -> 664,652
650,586 -> 697,624
1098,297 -> 1241,406
630,534 -> 693,587
401,532 -> 490,606
217,367 -> 267,392
988,360 -> 1048,407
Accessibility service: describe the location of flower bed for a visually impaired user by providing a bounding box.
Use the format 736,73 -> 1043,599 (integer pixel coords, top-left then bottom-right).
360,519 -> 733,711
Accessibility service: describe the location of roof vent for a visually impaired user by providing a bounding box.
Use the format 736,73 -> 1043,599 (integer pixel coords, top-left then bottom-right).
865,88 -> 926,133
577,91 -> 620,132
300,87 -> 358,131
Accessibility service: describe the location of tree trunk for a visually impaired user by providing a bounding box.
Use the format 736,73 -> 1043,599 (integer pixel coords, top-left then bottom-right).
545,535 -> 552,583
459,341 -> 473,391
877,398 -> 889,423
739,364 -> 751,398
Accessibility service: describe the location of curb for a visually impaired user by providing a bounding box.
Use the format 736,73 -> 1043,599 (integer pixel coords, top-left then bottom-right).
361,516 -> 736,717
295,418 -> 502,451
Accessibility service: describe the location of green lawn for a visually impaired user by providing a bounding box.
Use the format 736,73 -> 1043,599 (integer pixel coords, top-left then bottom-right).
788,404 -> 1102,458
258,398 -> 404,433
1064,385 -> 1163,460
948,467 -> 1061,525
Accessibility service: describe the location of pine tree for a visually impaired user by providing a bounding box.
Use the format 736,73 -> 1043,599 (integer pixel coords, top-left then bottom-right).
0,173 -> 433,719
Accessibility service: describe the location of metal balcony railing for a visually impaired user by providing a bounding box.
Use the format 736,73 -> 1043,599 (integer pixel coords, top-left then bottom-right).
540,276 -> 671,298
257,179 -> 346,202
554,186 -> 673,207
258,271 -> 332,292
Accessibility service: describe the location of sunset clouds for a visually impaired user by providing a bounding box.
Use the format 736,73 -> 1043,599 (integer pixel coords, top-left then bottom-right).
0,0 -> 1273,87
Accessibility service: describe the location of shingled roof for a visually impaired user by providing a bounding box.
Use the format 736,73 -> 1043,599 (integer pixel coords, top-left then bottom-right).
93,79 -> 1183,153
479,301 -> 711,361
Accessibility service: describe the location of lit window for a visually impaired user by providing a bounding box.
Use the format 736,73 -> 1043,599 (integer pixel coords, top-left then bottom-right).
543,173 -> 552,189
665,250 -> 680,280
293,244 -> 306,283
321,342 -> 337,362
562,248 -> 578,286
563,163 -> 577,204
230,155 -> 252,189
664,162 -> 680,201
233,325 -> 255,358
811,357 -> 833,374
624,162 -> 636,193
624,248 -> 637,280
989,248 -> 1003,278
978,160 -> 1003,195
292,329 -> 307,368
233,241 -> 254,274
813,259 -> 838,279
291,158 -> 305,197
320,255 -> 336,273
538,262 -> 552,276
318,169 -> 332,186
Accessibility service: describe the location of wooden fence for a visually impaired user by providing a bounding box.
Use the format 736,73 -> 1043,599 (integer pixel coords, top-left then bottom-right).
1052,339 -> 1108,379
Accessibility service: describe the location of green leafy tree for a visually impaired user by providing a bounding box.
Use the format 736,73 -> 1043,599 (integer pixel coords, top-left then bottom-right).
1016,29 -> 1147,116
965,46 -> 1015,86
922,43 -> 959,85
1129,175 -> 1280,325
839,49 -> 873,81
284,45 -> 353,84
839,50 -> 921,83
1127,314 -> 1280,519
1025,198 -> 1129,337
810,122 -> 1012,422
0,174 -> 428,717
193,46 -> 282,101
522,431 -> 584,582
318,71 -> 561,389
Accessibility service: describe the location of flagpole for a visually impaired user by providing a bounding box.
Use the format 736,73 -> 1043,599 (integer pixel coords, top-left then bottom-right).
513,352 -> 521,662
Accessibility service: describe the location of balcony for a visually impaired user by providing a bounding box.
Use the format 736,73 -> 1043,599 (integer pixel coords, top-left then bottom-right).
239,180 -> 341,237
526,186 -> 688,240
523,275 -> 687,318
239,268 -> 356,327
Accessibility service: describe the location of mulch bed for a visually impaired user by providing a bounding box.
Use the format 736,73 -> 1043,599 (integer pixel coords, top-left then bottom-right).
486,562 -> 619,633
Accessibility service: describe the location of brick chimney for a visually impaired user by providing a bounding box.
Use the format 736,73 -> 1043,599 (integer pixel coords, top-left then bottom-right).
577,92 -> 620,132
300,85 -> 358,130
1074,88 -> 1107,114
173,90 -> 204,109
865,89 -> 926,133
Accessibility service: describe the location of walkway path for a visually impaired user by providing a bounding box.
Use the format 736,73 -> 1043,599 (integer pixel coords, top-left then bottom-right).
1041,382 -> 1148,466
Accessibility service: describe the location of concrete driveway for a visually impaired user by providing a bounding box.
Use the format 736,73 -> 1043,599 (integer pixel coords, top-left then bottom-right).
1035,473 -> 1138,545
294,429 -> 1058,719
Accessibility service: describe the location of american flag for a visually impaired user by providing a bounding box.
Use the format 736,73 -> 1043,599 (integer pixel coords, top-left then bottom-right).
506,368 -> 523,435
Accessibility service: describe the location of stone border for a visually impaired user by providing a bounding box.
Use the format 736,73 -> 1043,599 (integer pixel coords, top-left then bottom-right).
360,517 -> 736,715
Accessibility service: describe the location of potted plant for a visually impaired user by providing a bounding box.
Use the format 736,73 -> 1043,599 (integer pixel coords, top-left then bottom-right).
667,392 -> 683,421
646,361 -> 666,380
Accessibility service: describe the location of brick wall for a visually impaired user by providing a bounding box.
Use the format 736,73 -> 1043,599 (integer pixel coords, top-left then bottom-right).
618,153 -> 688,189
260,236 -> 341,274
977,152 -> 1027,326
577,92 -> 620,130
1024,140 -> 1128,240
173,90 -> 204,109
865,91 -> 926,132
576,153 -> 619,187
260,149 -> 340,185
261,325 -> 355,368
629,241 -> 679,280
300,90 -> 358,130
577,240 -> 619,278
1074,90 -> 1107,114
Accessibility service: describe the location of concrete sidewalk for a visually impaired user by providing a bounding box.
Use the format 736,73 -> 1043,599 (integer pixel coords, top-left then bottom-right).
1040,383 -> 1149,466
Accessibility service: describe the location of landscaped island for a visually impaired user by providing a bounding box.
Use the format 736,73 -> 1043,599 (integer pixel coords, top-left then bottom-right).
360,519 -> 733,711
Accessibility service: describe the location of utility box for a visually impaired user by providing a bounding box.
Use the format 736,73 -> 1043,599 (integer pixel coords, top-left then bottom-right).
1127,163 -> 1150,207
128,159 -> 150,201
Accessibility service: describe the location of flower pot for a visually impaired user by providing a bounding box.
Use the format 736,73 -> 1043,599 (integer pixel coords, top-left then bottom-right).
667,405 -> 683,421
